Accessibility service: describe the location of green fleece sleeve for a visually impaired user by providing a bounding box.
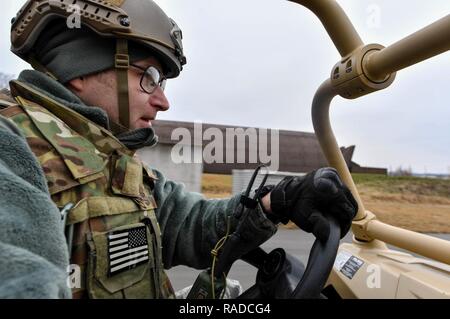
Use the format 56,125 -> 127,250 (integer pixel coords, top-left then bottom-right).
0,115 -> 71,298
151,169 -> 277,270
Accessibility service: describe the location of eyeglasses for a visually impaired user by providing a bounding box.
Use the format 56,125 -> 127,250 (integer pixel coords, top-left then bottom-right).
130,64 -> 167,94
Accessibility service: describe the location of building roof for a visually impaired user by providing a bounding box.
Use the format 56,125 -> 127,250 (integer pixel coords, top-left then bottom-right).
151,120 -> 385,174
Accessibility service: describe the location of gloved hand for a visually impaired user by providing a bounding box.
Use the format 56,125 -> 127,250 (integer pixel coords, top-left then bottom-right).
263,167 -> 358,242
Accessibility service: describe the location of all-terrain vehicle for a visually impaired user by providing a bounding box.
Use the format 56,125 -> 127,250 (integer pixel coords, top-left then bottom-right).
191,0 -> 450,299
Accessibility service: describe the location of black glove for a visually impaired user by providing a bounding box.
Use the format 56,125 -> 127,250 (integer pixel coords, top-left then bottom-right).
266,167 -> 358,242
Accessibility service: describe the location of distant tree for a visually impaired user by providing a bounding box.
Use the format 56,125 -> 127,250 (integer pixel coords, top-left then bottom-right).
389,166 -> 413,176
0,72 -> 15,89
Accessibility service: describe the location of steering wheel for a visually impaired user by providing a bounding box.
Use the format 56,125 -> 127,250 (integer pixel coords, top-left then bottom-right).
237,215 -> 341,299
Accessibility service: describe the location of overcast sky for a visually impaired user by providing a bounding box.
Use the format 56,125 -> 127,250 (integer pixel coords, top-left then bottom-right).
1,0 -> 449,173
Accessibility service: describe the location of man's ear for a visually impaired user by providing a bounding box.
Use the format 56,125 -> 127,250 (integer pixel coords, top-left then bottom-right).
67,77 -> 85,92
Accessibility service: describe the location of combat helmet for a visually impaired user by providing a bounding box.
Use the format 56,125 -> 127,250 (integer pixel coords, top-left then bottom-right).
10,0 -> 186,132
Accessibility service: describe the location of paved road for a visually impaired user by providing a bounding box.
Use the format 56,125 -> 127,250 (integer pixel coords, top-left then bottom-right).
166,228 -> 450,292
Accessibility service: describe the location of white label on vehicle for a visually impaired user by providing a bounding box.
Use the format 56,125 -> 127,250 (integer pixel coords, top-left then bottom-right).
334,251 -> 353,272
334,250 -> 365,280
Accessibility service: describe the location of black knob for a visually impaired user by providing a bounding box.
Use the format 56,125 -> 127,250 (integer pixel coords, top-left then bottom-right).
119,16 -> 130,27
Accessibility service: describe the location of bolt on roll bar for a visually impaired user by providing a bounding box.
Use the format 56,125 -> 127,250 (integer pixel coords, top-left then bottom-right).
289,0 -> 450,265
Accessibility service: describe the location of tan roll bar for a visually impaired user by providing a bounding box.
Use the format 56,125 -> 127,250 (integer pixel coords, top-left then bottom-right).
290,0 -> 450,265
365,15 -> 450,82
288,0 -> 363,56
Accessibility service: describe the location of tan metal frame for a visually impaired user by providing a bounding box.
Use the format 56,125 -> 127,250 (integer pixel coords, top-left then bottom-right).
289,0 -> 450,265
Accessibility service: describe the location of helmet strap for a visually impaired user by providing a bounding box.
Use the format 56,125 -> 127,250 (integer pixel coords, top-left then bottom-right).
114,38 -> 131,134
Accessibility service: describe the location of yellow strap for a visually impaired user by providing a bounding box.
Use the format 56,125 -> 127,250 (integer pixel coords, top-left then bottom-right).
210,215 -> 231,299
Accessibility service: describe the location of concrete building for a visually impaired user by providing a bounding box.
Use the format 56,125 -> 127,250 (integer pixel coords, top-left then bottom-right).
137,121 -> 203,193
138,120 -> 386,193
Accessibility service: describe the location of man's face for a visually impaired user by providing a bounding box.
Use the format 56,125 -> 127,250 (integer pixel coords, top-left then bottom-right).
69,56 -> 170,130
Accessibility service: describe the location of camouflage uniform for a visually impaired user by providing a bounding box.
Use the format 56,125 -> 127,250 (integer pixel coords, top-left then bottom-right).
0,72 -> 277,299
0,77 -> 170,298
1,0 -> 277,299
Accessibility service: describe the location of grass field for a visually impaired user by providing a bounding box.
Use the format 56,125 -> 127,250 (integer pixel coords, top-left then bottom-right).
202,173 -> 450,233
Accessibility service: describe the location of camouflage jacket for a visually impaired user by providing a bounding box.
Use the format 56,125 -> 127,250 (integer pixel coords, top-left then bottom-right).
0,70 -> 277,298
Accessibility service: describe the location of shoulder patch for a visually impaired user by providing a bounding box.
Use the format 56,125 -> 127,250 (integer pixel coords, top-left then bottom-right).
17,97 -> 106,181
4,105 -> 80,195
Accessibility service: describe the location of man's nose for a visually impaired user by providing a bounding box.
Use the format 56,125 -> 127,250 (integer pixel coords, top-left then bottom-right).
150,86 -> 170,111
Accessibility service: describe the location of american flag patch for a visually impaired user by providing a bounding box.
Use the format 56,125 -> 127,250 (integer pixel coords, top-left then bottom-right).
108,226 -> 149,276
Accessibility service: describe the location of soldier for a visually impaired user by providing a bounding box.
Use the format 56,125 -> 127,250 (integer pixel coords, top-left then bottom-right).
0,0 -> 357,298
